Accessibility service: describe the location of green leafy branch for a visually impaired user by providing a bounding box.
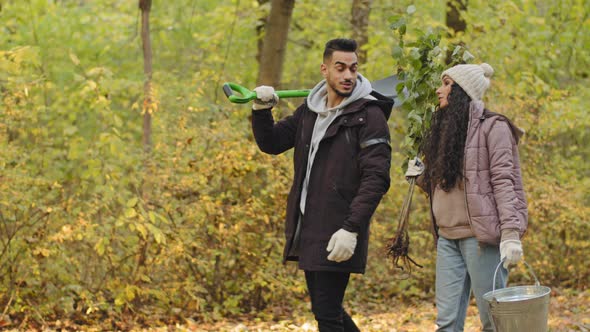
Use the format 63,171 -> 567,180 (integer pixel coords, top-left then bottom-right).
390,6 -> 474,163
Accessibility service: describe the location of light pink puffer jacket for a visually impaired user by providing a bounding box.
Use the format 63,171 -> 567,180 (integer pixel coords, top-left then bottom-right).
462,101 -> 528,245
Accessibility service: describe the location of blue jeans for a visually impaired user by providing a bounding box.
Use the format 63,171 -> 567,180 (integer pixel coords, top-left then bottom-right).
435,237 -> 507,332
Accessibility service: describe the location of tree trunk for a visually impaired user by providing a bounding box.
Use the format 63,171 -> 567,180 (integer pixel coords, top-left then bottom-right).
255,0 -> 270,64
446,0 -> 467,33
139,0 -> 156,204
350,0 -> 373,64
445,0 -> 467,64
256,0 -> 295,88
138,0 -> 153,280
140,0 -> 153,154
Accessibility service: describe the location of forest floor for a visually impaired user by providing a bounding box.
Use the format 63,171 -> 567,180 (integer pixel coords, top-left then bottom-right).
192,288 -> 589,332
2,288 -> 588,331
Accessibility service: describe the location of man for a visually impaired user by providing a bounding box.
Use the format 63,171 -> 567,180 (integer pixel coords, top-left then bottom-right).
251,38 -> 393,331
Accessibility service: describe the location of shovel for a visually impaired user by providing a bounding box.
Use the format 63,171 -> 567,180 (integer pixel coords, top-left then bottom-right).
222,82 -> 310,104
223,75 -> 402,104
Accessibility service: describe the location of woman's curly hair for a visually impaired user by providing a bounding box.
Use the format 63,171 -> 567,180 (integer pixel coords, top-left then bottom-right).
421,83 -> 472,191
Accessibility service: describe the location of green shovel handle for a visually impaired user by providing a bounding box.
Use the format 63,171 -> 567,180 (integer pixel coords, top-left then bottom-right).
223,82 -> 310,104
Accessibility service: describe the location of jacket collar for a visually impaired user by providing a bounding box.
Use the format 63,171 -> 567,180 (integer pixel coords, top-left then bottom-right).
327,90 -> 394,120
470,100 -> 486,120
470,100 -> 525,143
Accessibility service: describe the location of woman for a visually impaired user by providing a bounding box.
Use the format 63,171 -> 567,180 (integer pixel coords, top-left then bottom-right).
405,63 -> 528,331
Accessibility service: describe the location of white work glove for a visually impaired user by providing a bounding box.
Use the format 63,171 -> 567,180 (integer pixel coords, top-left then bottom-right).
405,157 -> 424,177
326,228 -> 358,262
500,239 -> 523,269
252,85 -> 279,110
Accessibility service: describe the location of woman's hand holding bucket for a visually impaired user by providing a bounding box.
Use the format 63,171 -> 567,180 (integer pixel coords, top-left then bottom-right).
500,239 -> 523,268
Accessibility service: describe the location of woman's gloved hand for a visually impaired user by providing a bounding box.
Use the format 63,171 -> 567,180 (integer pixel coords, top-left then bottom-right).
500,240 -> 523,268
405,157 -> 425,177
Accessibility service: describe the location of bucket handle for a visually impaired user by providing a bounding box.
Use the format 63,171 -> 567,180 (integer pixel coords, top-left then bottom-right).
492,259 -> 540,293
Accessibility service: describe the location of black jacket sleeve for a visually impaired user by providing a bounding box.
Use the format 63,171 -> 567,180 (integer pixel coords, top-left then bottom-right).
251,106 -> 304,155
342,105 -> 392,233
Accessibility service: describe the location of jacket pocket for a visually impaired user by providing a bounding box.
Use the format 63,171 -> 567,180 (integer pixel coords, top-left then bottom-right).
339,115 -> 366,158
331,181 -> 355,206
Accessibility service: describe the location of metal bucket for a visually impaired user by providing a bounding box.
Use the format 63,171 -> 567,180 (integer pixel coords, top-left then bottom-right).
483,260 -> 551,332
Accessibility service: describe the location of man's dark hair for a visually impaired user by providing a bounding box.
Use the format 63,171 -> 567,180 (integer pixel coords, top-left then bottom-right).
323,38 -> 358,62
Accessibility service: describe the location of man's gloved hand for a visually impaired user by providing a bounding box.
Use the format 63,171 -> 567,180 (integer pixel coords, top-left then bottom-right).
252,85 -> 279,110
500,239 -> 523,269
326,229 -> 358,262
405,157 -> 425,177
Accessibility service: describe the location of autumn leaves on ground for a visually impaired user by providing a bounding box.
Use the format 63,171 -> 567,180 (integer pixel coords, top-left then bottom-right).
177,289 -> 590,332
2,289 -> 587,331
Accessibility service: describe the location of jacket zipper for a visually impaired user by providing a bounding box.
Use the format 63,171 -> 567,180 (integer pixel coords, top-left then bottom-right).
345,128 -> 351,144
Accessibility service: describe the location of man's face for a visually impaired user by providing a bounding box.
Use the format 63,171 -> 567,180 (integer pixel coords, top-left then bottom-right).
321,51 -> 358,98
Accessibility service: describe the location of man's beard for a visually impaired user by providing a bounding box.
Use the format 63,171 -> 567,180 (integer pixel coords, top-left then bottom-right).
335,89 -> 353,97
330,80 -> 355,97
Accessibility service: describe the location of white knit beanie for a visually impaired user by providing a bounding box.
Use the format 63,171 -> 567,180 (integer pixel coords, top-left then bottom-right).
441,63 -> 494,101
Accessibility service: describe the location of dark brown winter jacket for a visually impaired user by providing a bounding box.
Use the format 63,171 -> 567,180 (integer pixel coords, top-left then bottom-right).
251,91 -> 393,273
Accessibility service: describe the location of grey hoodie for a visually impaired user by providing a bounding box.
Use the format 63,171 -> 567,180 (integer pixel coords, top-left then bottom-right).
299,73 -> 374,214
